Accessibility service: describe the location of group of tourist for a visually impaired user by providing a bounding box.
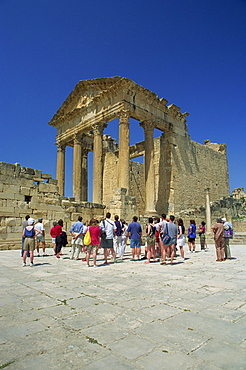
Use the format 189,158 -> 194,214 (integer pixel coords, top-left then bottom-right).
21,212 -> 233,267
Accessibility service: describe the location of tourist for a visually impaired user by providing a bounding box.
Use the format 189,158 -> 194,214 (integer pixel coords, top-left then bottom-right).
212,218 -> 225,261
50,221 -> 58,255
100,212 -> 117,264
35,218 -> 47,256
70,216 -> 86,260
198,221 -> 207,251
55,219 -> 65,258
22,218 -> 41,267
161,215 -> 178,265
154,216 -> 161,258
113,215 -> 123,257
126,216 -> 142,261
177,218 -> 185,261
222,217 -> 232,259
21,214 -> 30,258
158,213 -> 168,263
85,218 -> 100,267
119,220 -> 128,260
145,217 -> 156,264
188,219 -> 196,252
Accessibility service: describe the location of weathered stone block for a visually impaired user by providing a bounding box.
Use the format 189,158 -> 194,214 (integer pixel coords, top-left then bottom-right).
38,183 -> 58,193
5,218 -> 16,227
0,226 -> 7,233
41,174 -> 52,179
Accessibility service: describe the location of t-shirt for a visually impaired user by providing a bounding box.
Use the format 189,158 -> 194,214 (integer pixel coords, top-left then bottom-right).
164,222 -> 178,239
159,220 -> 167,234
188,224 -> 196,238
70,221 -> 84,234
88,226 -> 100,245
114,220 -> 122,236
50,224 -> 62,238
35,222 -> 44,235
126,222 -> 142,239
100,218 -> 114,239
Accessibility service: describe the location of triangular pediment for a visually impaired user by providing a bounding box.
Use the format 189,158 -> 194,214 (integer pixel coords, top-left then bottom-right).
49,76 -> 126,125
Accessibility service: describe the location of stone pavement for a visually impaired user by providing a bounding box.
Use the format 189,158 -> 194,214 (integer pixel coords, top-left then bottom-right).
0,244 -> 246,369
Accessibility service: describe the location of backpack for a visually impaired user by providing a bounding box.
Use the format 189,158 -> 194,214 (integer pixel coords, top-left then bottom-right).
149,224 -> 156,237
24,227 -> 35,238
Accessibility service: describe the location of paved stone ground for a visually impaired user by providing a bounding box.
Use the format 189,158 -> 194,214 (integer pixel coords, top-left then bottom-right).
0,244 -> 246,369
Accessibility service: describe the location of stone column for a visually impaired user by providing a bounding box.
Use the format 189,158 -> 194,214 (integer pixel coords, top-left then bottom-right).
205,188 -> 211,233
118,110 -> 130,192
81,146 -> 88,201
73,134 -> 82,201
140,121 -> 157,215
93,124 -> 106,204
56,143 -> 66,196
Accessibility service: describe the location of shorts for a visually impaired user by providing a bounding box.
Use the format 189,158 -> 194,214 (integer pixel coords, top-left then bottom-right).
130,239 -> 141,248
71,234 -> 84,246
36,234 -> 45,242
146,235 -> 155,245
100,239 -> 113,249
188,237 -> 196,243
86,244 -> 98,252
24,237 -> 35,251
177,235 -> 185,247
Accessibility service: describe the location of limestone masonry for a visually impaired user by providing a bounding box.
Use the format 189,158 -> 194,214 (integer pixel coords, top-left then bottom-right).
0,77 -> 245,248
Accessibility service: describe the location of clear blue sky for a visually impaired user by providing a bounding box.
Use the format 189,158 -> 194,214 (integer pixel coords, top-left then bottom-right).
1,0 -> 245,199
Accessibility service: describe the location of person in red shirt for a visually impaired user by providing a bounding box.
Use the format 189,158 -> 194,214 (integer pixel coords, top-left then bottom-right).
85,218 -> 101,267
50,220 -> 62,258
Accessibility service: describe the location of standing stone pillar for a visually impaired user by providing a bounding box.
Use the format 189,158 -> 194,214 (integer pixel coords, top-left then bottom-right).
93,124 -> 106,204
118,110 -> 130,192
73,134 -> 82,201
81,147 -> 88,201
140,121 -> 157,215
56,143 -> 66,196
205,188 -> 211,233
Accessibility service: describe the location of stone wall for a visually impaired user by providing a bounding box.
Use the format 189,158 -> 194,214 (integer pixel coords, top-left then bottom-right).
0,162 -> 106,249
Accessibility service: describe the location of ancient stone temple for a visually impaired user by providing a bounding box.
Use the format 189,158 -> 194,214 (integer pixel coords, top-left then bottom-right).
49,77 -> 229,217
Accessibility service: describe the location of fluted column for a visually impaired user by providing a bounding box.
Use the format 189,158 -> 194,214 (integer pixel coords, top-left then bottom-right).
118,110 -> 130,192
205,188 -> 211,233
73,134 -> 82,201
81,146 -> 88,201
140,121 -> 157,215
56,143 -> 66,196
93,124 -> 106,204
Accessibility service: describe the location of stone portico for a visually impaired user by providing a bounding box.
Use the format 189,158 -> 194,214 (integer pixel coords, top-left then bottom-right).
49,77 -> 229,218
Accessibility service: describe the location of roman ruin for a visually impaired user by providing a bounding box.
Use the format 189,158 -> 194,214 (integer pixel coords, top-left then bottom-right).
0,77 -> 245,248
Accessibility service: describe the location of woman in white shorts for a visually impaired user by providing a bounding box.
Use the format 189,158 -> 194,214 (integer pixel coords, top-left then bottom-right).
177,218 -> 185,261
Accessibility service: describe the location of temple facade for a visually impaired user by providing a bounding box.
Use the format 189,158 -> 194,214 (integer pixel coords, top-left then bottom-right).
49,77 -> 230,218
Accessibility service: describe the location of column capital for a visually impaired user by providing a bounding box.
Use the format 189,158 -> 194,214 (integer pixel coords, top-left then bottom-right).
92,123 -> 107,136
119,109 -> 130,123
140,120 -> 155,132
56,142 -> 66,152
73,133 -> 83,145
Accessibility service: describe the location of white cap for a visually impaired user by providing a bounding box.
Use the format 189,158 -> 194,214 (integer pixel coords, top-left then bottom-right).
27,218 -> 35,225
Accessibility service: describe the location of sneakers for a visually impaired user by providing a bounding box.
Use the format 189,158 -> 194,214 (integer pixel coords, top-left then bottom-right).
30,262 -> 34,267
22,262 -> 26,267
93,265 -> 97,268
37,254 -> 40,257
43,253 -> 48,256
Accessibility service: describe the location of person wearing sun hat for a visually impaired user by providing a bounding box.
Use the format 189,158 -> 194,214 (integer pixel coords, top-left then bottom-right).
222,217 -> 232,260
22,218 -> 41,267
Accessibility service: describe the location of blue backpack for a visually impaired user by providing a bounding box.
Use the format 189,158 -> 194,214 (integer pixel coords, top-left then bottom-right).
24,227 -> 35,237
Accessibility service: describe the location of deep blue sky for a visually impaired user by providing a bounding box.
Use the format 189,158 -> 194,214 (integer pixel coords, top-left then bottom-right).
1,0 -> 245,199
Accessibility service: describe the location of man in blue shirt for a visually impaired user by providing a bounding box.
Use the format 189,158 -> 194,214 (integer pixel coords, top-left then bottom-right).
70,216 -> 86,260
126,216 -> 142,260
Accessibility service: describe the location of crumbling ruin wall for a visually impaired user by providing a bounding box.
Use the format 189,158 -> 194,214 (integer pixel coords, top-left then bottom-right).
0,162 -> 105,249
170,134 -> 230,213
